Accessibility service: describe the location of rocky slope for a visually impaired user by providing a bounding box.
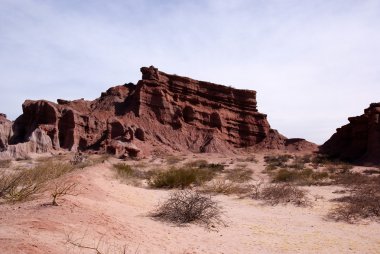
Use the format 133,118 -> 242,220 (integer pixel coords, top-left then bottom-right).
321,103 -> 380,164
0,66 -> 316,159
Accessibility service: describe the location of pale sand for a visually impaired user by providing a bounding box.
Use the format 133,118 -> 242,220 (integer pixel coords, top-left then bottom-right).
0,154 -> 379,253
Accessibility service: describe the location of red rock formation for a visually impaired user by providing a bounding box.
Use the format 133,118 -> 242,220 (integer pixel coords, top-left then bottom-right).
321,103 -> 380,165
0,113 -> 12,151
0,66 -> 316,159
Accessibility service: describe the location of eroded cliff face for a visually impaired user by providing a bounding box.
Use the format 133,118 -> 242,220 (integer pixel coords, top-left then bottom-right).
0,113 -> 12,152
0,66 -> 316,159
321,103 -> 380,164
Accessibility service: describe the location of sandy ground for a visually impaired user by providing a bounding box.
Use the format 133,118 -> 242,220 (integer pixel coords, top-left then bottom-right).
0,153 -> 380,254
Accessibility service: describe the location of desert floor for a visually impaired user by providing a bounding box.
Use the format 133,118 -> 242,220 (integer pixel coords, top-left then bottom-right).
0,153 -> 379,254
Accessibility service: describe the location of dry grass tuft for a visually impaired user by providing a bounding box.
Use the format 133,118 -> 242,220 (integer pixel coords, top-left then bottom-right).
166,155 -> 183,165
253,183 -> 310,207
225,168 -> 253,183
237,156 -> 258,163
201,179 -> 252,195
0,161 -> 75,203
0,159 -> 11,168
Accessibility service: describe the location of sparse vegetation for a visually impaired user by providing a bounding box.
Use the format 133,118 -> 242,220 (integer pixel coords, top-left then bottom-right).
0,161 -> 75,203
201,179 -> 252,195
273,168 -> 328,185
253,183 -> 310,207
225,168 -> 252,183
50,181 -> 78,206
0,159 -> 11,168
328,183 -> 380,223
148,166 -> 216,189
151,190 -> 224,227
166,155 -> 182,165
113,163 -> 151,186
237,156 -> 258,163
185,160 -> 225,172
264,154 -> 293,170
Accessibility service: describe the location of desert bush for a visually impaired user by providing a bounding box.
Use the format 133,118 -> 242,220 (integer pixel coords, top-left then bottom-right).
237,156 -> 258,163
148,166 -> 216,189
0,159 -> 11,168
328,184 -> 380,223
113,163 -> 151,182
166,155 -> 182,165
151,190 -> 224,227
0,161 -> 75,203
253,183 -> 310,206
331,172 -> 378,186
273,168 -> 328,185
50,181 -> 78,206
185,160 -> 225,172
226,168 -> 252,183
265,164 -> 277,171
264,154 -> 292,169
0,170 -> 44,202
201,179 -> 252,195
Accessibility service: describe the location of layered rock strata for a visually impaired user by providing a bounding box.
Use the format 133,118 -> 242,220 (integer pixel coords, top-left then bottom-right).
0,66 -> 315,159
321,103 -> 380,164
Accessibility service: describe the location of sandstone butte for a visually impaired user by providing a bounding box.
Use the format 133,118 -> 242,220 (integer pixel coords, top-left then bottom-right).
321,102 -> 380,165
1,66 -> 318,160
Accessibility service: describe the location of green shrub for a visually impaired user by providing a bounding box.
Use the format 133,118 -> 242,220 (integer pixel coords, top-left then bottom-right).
113,163 -> 150,181
149,167 -> 216,189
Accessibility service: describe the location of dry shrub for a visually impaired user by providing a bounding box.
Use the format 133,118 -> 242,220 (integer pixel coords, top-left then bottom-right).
225,168 -> 252,183
50,181 -> 78,206
273,168 -> 328,185
328,184 -> 380,223
264,154 -> 293,169
185,160 -> 225,172
0,159 -> 11,168
328,174 -> 380,223
201,179 -> 252,195
0,171 -> 44,202
113,163 -> 151,186
237,156 -> 258,163
331,172 -> 375,186
253,183 -> 310,207
0,161 -> 75,203
166,155 -> 183,165
148,166 -> 216,189
151,190 -> 224,227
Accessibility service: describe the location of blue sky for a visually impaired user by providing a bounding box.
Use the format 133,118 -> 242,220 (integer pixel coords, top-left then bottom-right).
1,0 -> 379,144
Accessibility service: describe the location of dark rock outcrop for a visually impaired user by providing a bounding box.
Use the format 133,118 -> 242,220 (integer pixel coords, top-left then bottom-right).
0,66 -> 316,159
321,103 -> 380,165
